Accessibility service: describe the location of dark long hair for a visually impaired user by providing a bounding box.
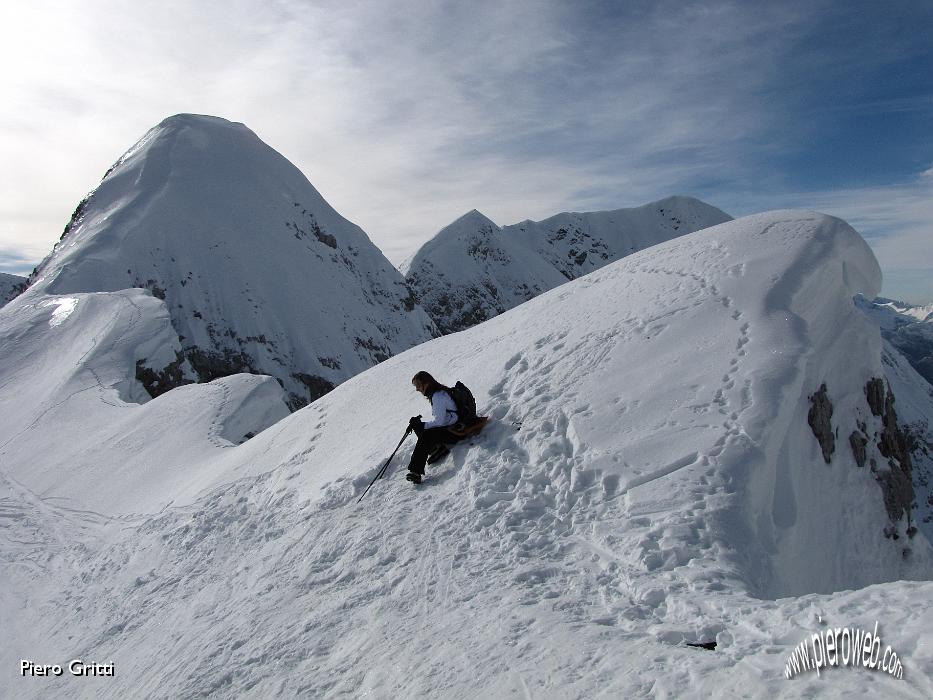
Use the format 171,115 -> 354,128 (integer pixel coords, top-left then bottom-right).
412,371 -> 446,397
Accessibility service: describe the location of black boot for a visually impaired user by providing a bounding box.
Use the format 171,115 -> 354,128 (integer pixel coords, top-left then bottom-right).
427,444 -> 450,465
406,471 -> 422,484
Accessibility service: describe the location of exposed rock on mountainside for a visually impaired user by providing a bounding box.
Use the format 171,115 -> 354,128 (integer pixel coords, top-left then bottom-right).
405,196 -> 731,334
865,378 -> 915,533
812,378 -> 917,538
0,272 -> 26,307
807,383 -> 835,463
25,114 -> 437,409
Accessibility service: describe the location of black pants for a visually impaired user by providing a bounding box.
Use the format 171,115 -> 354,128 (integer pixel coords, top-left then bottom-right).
408,427 -> 460,474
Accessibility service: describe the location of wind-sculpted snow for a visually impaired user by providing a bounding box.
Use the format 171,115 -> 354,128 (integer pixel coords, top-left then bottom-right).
4,211 -> 933,698
25,114 -> 437,409
0,288 -> 290,515
405,196 -> 731,334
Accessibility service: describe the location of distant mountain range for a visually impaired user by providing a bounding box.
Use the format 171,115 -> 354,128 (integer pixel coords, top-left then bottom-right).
8,113 -> 931,412
5,113 -> 739,407
860,297 -> 933,385
404,197 -> 731,333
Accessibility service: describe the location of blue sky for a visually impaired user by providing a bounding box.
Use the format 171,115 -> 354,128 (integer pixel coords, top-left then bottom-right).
1,0 -> 931,301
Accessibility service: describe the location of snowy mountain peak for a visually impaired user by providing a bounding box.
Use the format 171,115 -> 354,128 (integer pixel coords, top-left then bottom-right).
148,113 -> 254,144
438,208 -> 500,237
24,115 -> 437,409
461,207 -> 495,222
159,112 -> 249,129
406,195 -> 731,334
653,193 -> 713,209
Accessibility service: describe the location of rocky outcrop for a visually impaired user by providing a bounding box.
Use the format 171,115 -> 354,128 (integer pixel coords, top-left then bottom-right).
290,373 -> 336,409
810,378 -> 917,539
0,273 -> 27,308
136,353 -> 191,399
864,378 -> 915,532
807,383 -> 835,463
849,427 -> 869,469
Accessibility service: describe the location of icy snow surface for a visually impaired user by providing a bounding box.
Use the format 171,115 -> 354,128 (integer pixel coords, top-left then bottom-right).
41,297 -> 78,327
2,211 -> 932,698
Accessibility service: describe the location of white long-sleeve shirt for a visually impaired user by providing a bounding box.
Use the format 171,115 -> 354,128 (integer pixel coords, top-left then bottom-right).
424,390 -> 458,429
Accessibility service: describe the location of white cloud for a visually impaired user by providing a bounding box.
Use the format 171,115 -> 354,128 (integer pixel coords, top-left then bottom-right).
722,173 -> 933,303
813,180 -> 933,304
0,0 -> 930,306
0,2 -> 810,261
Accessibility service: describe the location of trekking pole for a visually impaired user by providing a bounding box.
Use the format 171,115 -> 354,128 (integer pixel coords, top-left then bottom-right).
357,426 -> 412,503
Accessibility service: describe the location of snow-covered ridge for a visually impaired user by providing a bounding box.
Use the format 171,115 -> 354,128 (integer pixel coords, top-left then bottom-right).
24,114 -> 437,409
4,210 -> 932,698
405,195 -> 731,333
0,287 -> 291,515
0,272 -> 26,307
873,297 -> 933,324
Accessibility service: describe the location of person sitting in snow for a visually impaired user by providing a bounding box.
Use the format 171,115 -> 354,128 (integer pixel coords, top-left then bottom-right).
406,371 -> 461,483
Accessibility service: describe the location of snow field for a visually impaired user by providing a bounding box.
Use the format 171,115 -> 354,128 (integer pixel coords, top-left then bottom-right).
3,211 -> 933,697
0,288 -> 289,515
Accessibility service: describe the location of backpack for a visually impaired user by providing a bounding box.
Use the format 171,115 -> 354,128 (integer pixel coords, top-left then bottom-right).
446,381 -> 478,425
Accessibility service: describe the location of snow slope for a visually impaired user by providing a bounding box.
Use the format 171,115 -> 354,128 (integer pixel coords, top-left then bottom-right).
0,288 -> 290,515
404,196 -> 731,333
4,211 -> 933,698
0,272 -> 26,307
26,114 -> 437,408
